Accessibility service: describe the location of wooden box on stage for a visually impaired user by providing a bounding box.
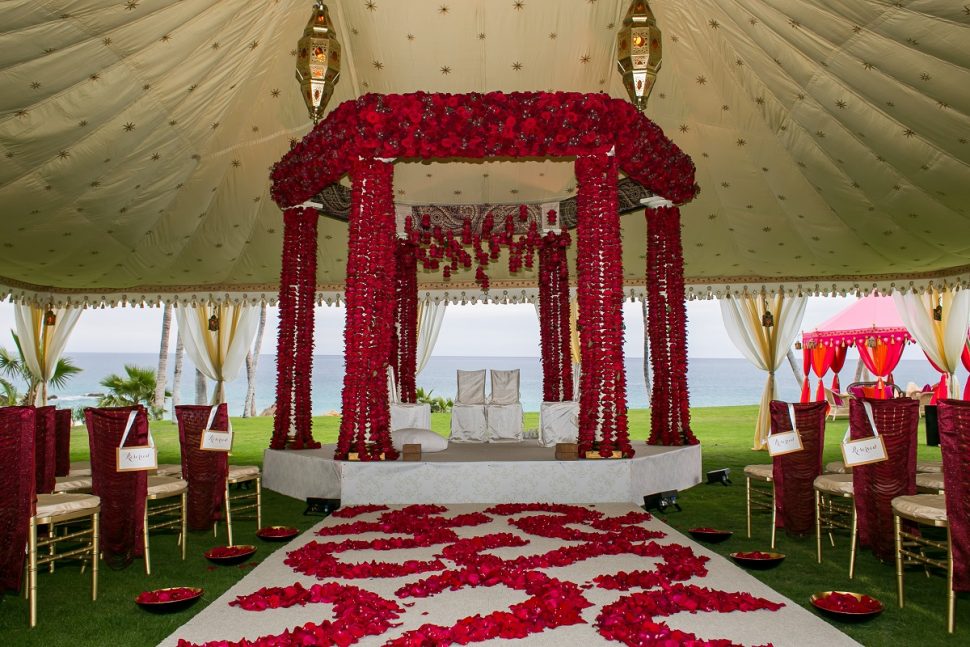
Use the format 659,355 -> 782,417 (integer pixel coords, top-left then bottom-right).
555,442 -> 578,461
402,444 -> 422,461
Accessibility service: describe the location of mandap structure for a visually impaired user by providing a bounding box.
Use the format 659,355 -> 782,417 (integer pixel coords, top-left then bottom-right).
268,91 -> 699,459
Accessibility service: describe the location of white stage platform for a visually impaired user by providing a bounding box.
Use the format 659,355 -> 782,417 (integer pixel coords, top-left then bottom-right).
263,442 -> 702,505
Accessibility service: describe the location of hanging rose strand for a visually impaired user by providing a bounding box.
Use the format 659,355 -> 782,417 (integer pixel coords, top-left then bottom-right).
337,158 -> 399,461
393,238 -> 419,404
538,231 -> 572,402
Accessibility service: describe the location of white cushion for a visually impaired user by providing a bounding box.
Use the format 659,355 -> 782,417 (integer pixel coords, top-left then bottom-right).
814,474 -> 854,496
892,494 -> 947,523
228,465 -> 260,480
456,370 -> 487,405
54,475 -> 93,493
916,460 -> 942,474
154,464 -> 183,477
824,461 -> 851,474
539,401 -> 579,447
69,461 -> 91,477
147,475 -> 188,497
392,428 -> 448,453
489,369 -> 520,405
35,493 -> 99,519
744,464 -> 773,480
916,472 -> 945,493
450,404 -> 487,442
390,403 -> 431,431
486,403 -> 523,441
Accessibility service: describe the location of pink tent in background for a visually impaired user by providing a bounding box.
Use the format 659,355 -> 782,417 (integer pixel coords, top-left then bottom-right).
801,295 -> 912,401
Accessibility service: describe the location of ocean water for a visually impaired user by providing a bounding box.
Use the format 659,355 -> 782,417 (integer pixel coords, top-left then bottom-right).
38,353 -> 962,417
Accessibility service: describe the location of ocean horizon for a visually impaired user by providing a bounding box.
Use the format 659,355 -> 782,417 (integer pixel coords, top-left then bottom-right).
32,352 -> 963,417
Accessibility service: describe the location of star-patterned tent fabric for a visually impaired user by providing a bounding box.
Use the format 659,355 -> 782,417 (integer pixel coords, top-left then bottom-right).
1,0 -> 968,306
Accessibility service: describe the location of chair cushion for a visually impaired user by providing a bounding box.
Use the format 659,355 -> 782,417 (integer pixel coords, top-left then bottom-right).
539,401 -> 579,447
489,369 -> 520,405
814,474 -> 854,496
154,464 -> 183,477
54,475 -> 93,493
915,472 -> 945,493
892,494 -> 947,523
228,465 -> 260,480
449,403 -> 487,442
824,461 -> 851,474
743,464 -> 773,480
916,460 -> 942,473
68,461 -> 91,476
456,370 -> 487,405
486,403 -> 523,442
391,428 -> 448,453
147,475 -> 188,496
35,493 -> 100,519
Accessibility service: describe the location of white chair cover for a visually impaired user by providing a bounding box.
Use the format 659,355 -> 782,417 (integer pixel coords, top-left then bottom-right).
539,401 -> 579,447
390,403 -> 431,431
489,369 -> 520,405
487,403 -> 523,442
450,404 -> 487,442
456,369 -> 487,404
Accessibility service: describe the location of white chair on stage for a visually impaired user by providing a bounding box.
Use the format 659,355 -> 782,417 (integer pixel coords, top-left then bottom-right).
450,369 -> 488,442
387,367 -> 431,431
486,369 -> 523,442
539,401 -> 579,447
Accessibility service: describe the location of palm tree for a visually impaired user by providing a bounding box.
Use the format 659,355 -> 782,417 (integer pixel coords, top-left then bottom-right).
0,376 -> 20,406
415,386 -> 454,413
99,364 -> 169,420
154,303 -> 173,413
0,331 -> 82,405
170,331 -> 184,421
243,303 -> 268,417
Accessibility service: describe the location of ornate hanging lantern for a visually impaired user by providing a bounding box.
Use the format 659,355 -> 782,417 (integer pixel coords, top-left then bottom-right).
866,336 -> 878,348
933,303 -> 943,321
616,1 -> 662,111
43,306 -> 56,327
208,315 -> 220,332
295,2 -> 341,124
761,309 -> 774,328
794,341 -> 802,350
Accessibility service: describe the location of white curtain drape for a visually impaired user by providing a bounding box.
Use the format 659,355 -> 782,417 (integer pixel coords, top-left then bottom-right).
720,294 -> 807,449
893,289 -> 970,399
175,304 -> 260,404
13,304 -> 82,405
415,301 -> 446,375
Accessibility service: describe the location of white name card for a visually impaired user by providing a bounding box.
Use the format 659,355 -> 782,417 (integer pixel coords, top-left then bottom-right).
199,405 -> 233,452
841,401 -> 888,467
116,410 -> 158,472
767,430 -> 803,456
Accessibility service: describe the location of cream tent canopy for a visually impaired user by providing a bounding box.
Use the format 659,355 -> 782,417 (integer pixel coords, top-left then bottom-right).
1,0 -> 968,306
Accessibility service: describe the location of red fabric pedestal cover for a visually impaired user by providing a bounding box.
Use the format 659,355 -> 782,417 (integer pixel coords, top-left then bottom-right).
937,400 -> 970,591
34,405 -> 56,495
0,407 -> 35,594
54,408 -> 72,477
769,401 -> 827,536
175,404 -> 230,531
849,397 -> 918,562
85,406 -> 149,568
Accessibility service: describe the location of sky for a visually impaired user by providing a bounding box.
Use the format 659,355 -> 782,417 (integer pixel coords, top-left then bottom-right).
0,295 -> 931,360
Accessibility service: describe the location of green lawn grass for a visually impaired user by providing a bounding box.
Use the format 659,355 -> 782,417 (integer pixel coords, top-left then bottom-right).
1,406 -> 962,645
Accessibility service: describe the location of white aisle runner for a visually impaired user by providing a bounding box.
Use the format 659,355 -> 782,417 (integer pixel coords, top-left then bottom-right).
162,504 -> 858,647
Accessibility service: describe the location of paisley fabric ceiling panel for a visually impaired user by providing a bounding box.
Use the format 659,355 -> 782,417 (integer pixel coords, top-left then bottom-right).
0,0 -> 967,304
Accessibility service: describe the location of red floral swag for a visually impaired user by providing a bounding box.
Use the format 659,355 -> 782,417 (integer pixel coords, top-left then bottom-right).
391,239 -> 418,404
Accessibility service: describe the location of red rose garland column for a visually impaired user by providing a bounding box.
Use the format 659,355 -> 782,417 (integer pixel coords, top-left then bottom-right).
645,204 -> 697,445
272,206 -> 321,450
393,239 -> 418,404
538,231 -> 572,402
574,153 -> 632,458
337,158 -> 399,461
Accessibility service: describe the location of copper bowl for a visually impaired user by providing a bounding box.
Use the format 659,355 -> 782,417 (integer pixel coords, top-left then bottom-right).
135,587 -> 203,613
810,591 -> 884,622
729,551 -> 786,570
688,528 -> 733,543
256,526 -> 299,542
204,544 -> 257,566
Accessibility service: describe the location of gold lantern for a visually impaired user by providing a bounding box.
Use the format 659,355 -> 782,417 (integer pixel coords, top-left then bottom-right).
761,310 -> 774,328
208,315 -> 220,332
43,307 -> 57,327
616,0 -> 662,111
295,2 -> 341,124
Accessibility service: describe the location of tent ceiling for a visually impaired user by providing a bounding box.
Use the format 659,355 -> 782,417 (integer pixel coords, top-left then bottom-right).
1,0 -> 968,303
